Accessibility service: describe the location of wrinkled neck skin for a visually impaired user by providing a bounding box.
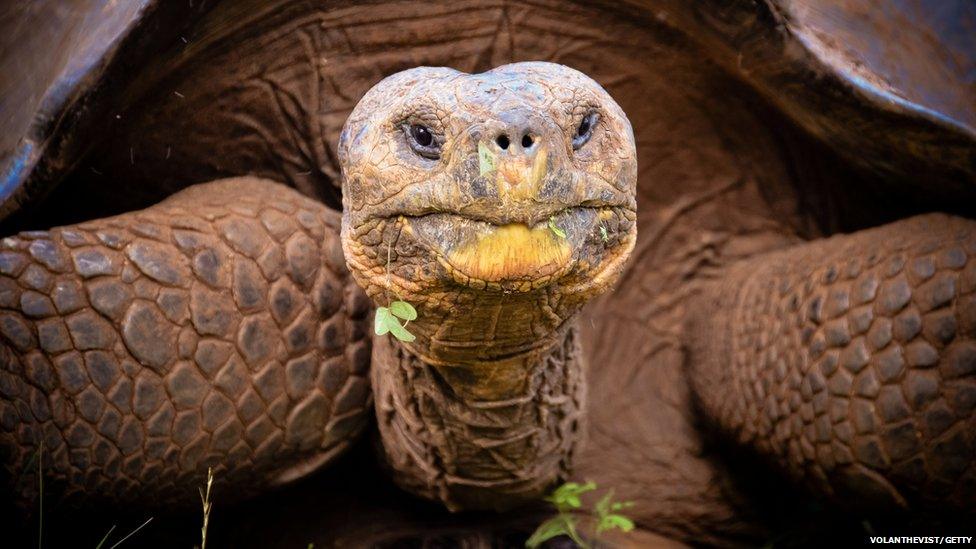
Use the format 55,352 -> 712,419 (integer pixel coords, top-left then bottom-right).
370,285 -> 587,511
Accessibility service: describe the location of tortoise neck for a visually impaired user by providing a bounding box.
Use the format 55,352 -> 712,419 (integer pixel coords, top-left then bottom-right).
370,320 -> 587,511
397,286 -> 585,369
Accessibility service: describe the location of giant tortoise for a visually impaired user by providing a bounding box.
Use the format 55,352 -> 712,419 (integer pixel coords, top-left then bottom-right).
1,1 -> 975,546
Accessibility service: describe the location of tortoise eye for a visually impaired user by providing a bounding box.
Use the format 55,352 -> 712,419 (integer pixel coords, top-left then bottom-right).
412,125 -> 432,147
577,118 -> 591,136
404,124 -> 441,159
573,112 -> 599,150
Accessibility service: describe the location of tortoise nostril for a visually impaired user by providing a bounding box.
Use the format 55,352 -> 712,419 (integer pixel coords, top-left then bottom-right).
496,135 -> 510,150
521,134 -> 534,148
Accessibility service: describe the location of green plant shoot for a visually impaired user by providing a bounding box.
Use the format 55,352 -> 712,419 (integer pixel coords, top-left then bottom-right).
526,481 -> 634,548
525,515 -> 584,548
594,489 -> 635,534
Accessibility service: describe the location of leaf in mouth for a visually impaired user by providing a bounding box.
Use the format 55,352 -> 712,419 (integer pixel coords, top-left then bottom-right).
387,320 -> 416,342
478,142 -> 497,176
390,300 -> 417,321
374,304 -> 417,342
548,216 -> 567,239
374,307 -> 393,335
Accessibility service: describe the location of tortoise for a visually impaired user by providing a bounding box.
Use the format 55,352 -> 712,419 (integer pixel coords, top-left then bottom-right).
1,0 -> 975,547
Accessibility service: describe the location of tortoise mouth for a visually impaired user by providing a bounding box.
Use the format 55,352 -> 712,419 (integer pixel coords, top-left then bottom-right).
403,205 -> 633,290
355,171 -> 636,229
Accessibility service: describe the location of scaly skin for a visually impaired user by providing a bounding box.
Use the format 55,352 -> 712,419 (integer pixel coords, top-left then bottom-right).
339,62 -> 638,510
0,177 -> 372,505
688,213 -> 976,513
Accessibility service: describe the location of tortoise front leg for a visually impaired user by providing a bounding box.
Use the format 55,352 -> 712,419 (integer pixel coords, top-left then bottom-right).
0,177 -> 372,506
687,213 -> 975,512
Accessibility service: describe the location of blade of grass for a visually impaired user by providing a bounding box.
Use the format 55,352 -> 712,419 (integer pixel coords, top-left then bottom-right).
108,517 -> 153,549
199,467 -> 214,549
94,525 -> 117,549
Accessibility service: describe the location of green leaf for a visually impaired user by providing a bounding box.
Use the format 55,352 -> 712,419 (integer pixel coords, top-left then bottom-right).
388,320 -> 416,342
375,306 -> 415,342
594,488 -> 635,536
553,481 -> 596,500
548,217 -> 566,239
374,307 -> 392,335
599,224 -> 609,242
525,515 -> 584,548
478,142 -> 496,176
546,481 -> 596,511
525,517 -> 569,548
389,300 -> 417,321
597,514 -> 634,534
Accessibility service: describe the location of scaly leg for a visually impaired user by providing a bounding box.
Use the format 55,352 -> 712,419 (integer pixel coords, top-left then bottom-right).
687,213 -> 975,512
0,177 -> 371,506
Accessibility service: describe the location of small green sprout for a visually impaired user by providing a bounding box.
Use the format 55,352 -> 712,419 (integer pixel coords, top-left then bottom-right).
548,216 -> 566,239
594,489 -> 635,534
599,224 -> 609,243
526,481 -> 634,548
374,300 -> 417,342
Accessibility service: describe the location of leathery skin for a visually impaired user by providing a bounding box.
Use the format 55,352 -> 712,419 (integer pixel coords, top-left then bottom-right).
688,213 -> 976,512
0,177 -> 372,505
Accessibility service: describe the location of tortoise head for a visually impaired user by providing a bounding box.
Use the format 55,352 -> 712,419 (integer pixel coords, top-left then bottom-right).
339,62 -> 636,361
